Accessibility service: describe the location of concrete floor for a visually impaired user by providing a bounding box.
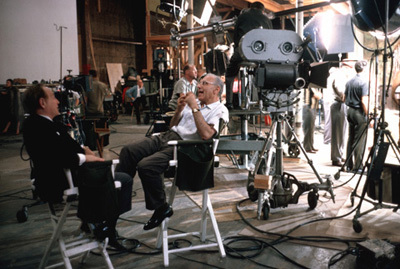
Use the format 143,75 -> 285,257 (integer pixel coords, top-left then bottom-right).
1,111 -> 399,269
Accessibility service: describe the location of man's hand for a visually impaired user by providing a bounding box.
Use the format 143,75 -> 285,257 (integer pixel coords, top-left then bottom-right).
184,92 -> 198,109
85,154 -> 105,162
176,93 -> 186,112
83,146 -> 96,156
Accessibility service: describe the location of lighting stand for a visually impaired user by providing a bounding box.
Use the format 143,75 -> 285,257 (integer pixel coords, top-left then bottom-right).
146,61 -> 168,136
54,24 -> 67,81
348,0 -> 400,233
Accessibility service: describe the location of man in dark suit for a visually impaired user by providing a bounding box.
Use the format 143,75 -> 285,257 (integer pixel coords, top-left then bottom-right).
22,84 -> 133,249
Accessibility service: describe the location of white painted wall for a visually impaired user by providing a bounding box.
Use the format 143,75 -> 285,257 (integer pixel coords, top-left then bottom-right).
0,0 -> 79,84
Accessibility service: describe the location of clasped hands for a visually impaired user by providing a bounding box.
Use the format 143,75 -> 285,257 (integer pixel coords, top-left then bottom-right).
176,92 -> 198,112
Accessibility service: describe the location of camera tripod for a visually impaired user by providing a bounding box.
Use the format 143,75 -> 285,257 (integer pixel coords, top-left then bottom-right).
247,110 -> 335,220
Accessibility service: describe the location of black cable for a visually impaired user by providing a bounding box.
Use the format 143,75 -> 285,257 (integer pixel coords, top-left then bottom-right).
174,253 -> 226,269
224,236 -> 308,269
328,247 -> 357,268
236,199 -> 365,246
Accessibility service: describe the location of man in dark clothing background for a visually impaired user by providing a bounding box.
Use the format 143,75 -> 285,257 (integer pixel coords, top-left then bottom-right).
225,1 -> 272,110
344,60 -> 369,173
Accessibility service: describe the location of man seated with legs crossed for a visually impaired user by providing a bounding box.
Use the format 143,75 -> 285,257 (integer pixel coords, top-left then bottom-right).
117,73 -> 229,230
22,84 -> 133,250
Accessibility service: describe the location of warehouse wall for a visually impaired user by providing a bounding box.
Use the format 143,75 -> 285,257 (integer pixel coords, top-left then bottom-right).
0,0 -> 79,84
79,0 -> 145,84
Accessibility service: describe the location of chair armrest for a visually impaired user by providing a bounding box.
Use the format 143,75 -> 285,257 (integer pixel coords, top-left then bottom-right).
111,159 -> 119,178
63,169 -> 79,201
168,139 -> 213,146
114,181 -> 121,189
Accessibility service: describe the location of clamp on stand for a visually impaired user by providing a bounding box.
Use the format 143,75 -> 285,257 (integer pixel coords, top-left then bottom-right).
247,92 -> 335,220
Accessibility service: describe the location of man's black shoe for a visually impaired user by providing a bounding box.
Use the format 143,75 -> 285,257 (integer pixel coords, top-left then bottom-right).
144,204 -> 173,230
332,161 -> 343,167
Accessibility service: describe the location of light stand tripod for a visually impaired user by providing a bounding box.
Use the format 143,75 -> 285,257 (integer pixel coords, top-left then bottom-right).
247,91 -> 335,220
346,0 -> 400,233
146,61 -> 168,136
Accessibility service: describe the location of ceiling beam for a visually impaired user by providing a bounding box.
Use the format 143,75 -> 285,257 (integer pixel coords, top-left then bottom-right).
247,0 -> 286,12
216,0 -> 249,11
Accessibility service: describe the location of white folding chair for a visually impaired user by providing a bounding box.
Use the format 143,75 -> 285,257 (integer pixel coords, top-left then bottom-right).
155,138 -> 226,267
39,160 -> 120,269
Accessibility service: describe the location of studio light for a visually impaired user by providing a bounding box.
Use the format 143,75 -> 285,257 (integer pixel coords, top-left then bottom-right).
350,0 -> 400,34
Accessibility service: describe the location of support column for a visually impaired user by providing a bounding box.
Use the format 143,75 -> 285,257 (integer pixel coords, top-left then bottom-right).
295,0 -> 304,137
187,0 -> 194,65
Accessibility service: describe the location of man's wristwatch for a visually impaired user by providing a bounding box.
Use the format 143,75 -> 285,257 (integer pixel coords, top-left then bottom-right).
192,108 -> 199,113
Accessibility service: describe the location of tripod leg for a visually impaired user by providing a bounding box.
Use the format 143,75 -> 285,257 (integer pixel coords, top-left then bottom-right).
247,119 -> 277,202
385,131 -> 400,162
283,117 -> 335,201
283,118 -> 322,183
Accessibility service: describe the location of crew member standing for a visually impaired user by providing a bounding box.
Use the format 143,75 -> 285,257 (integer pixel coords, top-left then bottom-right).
86,70 -> 110,117
303,88 -> 322,153
168,64 -> 197,111
330,66 -> 351,166
125,79 -> 146,124
225,1 -> 272,110
344,60 -> 369,172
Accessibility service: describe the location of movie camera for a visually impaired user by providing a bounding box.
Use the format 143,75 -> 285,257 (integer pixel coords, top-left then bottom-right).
239,28 -> 312,91
238,28 -> 334,219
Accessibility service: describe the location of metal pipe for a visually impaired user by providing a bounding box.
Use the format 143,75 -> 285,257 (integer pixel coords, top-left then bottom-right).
171,18 -> 236,41
188,0 -> 194,64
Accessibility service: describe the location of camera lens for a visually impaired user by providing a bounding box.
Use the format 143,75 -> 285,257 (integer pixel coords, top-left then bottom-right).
252,41 -> 264,53
281,42 -> 293,54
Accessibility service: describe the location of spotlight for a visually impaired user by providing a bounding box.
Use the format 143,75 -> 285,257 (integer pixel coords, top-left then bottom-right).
350,0 -> 400,33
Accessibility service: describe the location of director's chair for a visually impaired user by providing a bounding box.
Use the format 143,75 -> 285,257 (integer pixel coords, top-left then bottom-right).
155,121 -> 227,267
39,160 -> 120,269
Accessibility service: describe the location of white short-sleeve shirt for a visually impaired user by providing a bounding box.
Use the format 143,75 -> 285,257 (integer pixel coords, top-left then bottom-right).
171,100 -> 229,140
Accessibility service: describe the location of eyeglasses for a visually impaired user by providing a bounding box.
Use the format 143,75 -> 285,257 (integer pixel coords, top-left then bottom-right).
199,80 -> 216,86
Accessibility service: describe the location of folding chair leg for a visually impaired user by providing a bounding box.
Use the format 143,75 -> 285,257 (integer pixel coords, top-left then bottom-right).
39,204 -> 71,269
207,195 -> 226,258
162,219 -> 170,267
96,138 -> 104,158
156,184 -> 177,249
200,190 -> 208,242
59,238 -> 73,269
99,238 -> 114,269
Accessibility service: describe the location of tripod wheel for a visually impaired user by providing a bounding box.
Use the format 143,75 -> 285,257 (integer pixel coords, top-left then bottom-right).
307,191 -> 319,209
247,183 -> 258,202
353,220 -> 362,233
288,143 -> 300,158
16,207 -> 28,223
262,201 -> 270,220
